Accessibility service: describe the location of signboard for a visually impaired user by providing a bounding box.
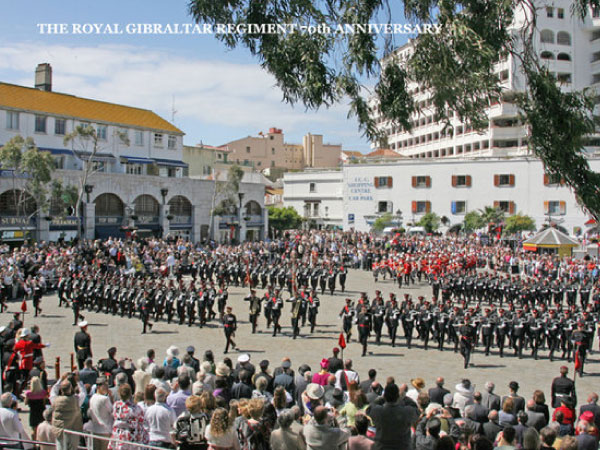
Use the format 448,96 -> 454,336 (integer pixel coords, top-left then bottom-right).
135,215 -> 159,224
0,217 -> 34,227
347,176 -> 373,201
348,213 -> 355,224
51,217 -> 79,227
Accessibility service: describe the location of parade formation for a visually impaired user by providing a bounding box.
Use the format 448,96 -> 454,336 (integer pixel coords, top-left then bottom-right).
0,230 -> 593,377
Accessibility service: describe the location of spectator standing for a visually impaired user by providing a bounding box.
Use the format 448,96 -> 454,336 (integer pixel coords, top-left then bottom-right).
52,380 -> 83,450
167,375 -> 192,416
0,392 -> 33,449
145,388 -> 177,449
87,378 -> 113,450
302,405 -> 350,450
204,407 -> 240,450
269,408 -> 305,450
36,408 -> 56,450
24,375 -> 48,439
108,384 -> 148,450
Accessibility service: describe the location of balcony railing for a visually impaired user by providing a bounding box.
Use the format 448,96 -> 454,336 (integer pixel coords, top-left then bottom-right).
170,214 -> 192,224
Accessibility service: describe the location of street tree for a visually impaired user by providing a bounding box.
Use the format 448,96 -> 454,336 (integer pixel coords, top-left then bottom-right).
64,124 -> 129,239
504,213 -> 536,235
372,212 -> 393,232
189,0 -> 600,219
479,206 -> 505,226
268,206 -> 303,236
0,136 -> 59,239
462,210 -> 485,233
417,212 -> 441,233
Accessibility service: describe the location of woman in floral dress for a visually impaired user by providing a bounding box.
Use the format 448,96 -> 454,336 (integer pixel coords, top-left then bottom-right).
108,384 -> 148,450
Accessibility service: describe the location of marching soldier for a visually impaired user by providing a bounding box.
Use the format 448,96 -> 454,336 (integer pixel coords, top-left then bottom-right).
287,292 -> 302,339
459,316 -> 477,369
71,286 -> 85,326
387,297 -> 401,347
139,291 -> 154,334
371,295 -> 385,345
357,305 -> 372,357
269,289 -> 284,337
480,308 -> 495,356
222,306 -> 237,354
340,298 -> 355,343
495,308 -> 510,358
572,321 -> 589,377
306,289 -> 320,333
338,265 -> 347,293
244,289 -> 261,334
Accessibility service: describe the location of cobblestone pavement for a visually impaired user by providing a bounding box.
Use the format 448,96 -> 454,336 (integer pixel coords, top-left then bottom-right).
4,268 -> 598,411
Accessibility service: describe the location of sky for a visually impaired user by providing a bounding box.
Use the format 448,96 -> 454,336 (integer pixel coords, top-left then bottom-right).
0,0 -> 412,153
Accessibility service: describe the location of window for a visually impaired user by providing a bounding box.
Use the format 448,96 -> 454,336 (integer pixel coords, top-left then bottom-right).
309,183 -> 316,193
545,201 -> 566,215
271,161 -> 275,167
493,201 -> 515,214
594,5 -> 600,18
557,31 -> 571,45
451,201 -> 467,214
557,73 -> 571,84
544,173 -> 563,185
168,135 -> 177,149
217,153 -> 222,160
271,148 -> 275,155
202,165 -> 212,176
54,118 -> 66,135
6,111 -> 19,130
377,201 -> 392,213
541,51 -> 554,60
154,133 -> 163,146
374,176 -> 393,188
126,164 -> 143,175
556,53 -> 571,61
91,161 -> 106,172
494,174 -> 515,187
257,162 -> 261,166
546,6 -> 553,17
246,146 -> 251,153
412,175 -> 431,188
35,115 -> 47,133
134,130 -> 144,146
97,124 -> 107,140
313,203 -> 319,216
558,8 -> 564,18
540,29 -> 554,44
411,201 -> 431,214
451,175 -> 472,187
53,156 -> 65,170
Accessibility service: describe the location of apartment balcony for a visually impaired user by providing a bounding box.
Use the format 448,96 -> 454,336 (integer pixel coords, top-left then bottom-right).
490,126 -> 527,140
488,102 -> 519,118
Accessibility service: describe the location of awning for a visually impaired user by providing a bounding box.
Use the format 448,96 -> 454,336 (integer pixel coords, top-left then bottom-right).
153,158 -> 188,168
74,151 -> 116,162
120,155 -> 154,164
39,147 -> 73,155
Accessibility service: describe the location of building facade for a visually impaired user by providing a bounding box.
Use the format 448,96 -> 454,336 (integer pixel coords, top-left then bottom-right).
372,0 -> 600,159
0,64 -> 266,243
283,170 -> 344,229
223,128 -> 342,171
283,158 -> 600,235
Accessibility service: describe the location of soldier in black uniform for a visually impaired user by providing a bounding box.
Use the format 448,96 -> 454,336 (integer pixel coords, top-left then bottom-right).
269,289 -> 283,336
495,308 -> 510,357
357,305 -> 372,357
459,316 -> 477,369
529,309 -> 544,360
32,279 -> 43,317
222,306 -> 237,354
371,295 -> 385,345
327,266 -> 337,295
340,298 -> 355,343
551,366 -> 576,408
387,297 -> 401,347
512,310 -> 527,359
546,309 -> 561,361
572,321 -> 588,377
306,289 -> 320,333
71,286 -> 85,326
287,292 -> 302,339
244,289 -> 261,334
139,291 -> 153,334
480,308 -> 495,356
338,265 -> 347,293
73,321 -> 92,370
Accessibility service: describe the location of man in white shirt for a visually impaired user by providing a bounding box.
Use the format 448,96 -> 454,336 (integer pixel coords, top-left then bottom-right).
86,378 -> 113,450
145,388 -> 177,448
334,359 -> 359,392
0,392 -> 33,449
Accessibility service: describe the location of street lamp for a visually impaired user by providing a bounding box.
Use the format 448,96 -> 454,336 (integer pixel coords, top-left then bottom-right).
160,188 -> 168,204
84,184 -> 94,203
395,209 -> 403,228
238,192 -> 245,242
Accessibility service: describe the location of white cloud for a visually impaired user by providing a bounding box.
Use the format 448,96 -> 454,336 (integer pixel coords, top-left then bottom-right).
0,42 -> 368,149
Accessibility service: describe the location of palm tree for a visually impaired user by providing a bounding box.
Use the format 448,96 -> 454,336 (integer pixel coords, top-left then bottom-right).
478,206 -> 505,226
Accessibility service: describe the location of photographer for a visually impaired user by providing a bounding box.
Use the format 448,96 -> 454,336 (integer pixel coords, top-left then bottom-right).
52,379 -> 84,450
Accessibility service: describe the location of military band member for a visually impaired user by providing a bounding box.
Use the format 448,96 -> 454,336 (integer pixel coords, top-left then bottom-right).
340,298 -> 355,343
74,321 -> 91,370
269,289 -> 284,337
244,289 -> 261,334
459,316 -> 477,369
139,292 -> 154,334
223,306 -> 237,354
572,321 -> 589,377
306,289 -> 320,333
357,305 -> 372,357
287,293 -> 302,340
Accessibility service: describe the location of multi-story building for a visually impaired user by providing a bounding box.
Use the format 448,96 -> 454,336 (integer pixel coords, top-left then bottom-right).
283,157 -> 600,234
0,64 -> 267,243
183,143 -> 254,180
373,0 -> 600,158
282,170 -> 344,229
223,128 -> 342,171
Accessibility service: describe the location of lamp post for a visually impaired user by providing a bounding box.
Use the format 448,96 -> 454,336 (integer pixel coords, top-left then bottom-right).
84,184 -> 94,203
238,192 -> 245,243
160,188 -> 168,205
395,209 -> 403,229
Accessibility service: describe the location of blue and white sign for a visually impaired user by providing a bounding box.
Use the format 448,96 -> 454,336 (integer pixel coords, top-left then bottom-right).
348,213 -> 355,223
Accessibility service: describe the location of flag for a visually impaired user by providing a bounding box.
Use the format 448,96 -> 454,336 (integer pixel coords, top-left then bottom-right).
574,349 -> 582,372
338,332 -> 346,349
20,299 -> 27,313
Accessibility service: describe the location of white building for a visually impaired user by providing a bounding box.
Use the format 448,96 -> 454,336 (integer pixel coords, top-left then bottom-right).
283,158 -> 600,234
0,64 -> 267,243
373,0 -> 600,158
283,170 -> 344,229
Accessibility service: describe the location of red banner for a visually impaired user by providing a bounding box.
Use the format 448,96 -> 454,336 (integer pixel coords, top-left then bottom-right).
338,332 -> 346,349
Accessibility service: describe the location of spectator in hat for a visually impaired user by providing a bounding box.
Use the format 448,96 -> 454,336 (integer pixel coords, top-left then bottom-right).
407,378 -> 426,403
87,377 -> 113,450
552,397 -> 575,436
327,348 -> 344,375
274,359 -> 295,398
186,346 -> 200,373
163,346 -> 181,369
453,379 -> 474,415
312,359 -> 331,386
274,357 -> 295,378
575,420 -> 598,450
325,388 -> 346,412
295,365 -> 312,410
302,383 -> 325,417
234,354 -> 255,380
29,356 -> 48,391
